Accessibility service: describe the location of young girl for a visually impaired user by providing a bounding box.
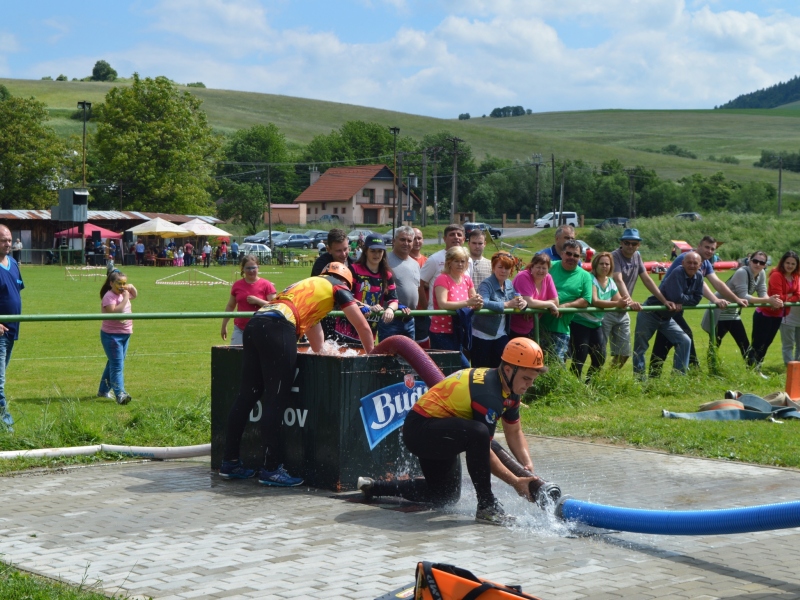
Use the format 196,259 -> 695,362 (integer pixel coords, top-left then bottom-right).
570,252 -> 628,382
98,269 -> 138,404
335,235 -> 399,343
221,255 -> 277,345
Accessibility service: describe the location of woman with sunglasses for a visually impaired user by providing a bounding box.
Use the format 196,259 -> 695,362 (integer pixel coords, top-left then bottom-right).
221,255 -> 277,345
749,251 -> 800,374
98,268 -> 138,405
702,251 -> 782,363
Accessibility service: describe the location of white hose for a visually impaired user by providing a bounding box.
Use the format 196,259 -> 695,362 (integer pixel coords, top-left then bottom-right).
0,443 -> 210,460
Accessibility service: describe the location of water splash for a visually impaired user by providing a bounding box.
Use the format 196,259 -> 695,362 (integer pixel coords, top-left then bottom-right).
310,339 -> 361,357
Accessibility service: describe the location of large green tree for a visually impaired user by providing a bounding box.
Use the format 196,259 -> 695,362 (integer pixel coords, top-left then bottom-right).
91,60 -> 117,82
217,181 -> 268,234
0,93 -> 69,209
91,74 -> 222,213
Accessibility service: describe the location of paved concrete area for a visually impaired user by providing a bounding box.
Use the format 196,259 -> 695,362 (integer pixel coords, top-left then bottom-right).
2,436 -> 800,599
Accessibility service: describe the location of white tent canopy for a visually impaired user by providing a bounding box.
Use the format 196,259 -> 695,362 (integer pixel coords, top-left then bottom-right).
126,217 -> 191,239
181,219 -> 231,237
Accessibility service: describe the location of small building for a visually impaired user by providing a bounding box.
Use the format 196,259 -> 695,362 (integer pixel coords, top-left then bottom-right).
265,203 -> 307,226
294,164 -> 418,226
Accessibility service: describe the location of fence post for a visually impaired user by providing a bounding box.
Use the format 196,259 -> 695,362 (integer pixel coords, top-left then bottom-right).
707,309 -> 720,376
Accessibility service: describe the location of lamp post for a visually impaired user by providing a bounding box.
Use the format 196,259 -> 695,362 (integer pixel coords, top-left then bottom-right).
77,101 -> 92,188
389,127 -> 400,236
407,172 -> 417,220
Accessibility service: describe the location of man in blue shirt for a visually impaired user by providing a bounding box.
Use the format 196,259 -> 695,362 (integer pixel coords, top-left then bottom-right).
0,225 -> 23,431
650,235 -> 745,376
633,252 -> 726,378
536,225 -> 575,262
230,239 -> 239,263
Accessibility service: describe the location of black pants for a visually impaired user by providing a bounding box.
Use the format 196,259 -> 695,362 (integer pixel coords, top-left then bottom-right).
223,316 -> 297,470
470,335 -> 509,369
569,321 -> 606,380
715,319 -> 753,364
749,311 -> 782,367
371,410 -> 494,508
650,311 -> 698,377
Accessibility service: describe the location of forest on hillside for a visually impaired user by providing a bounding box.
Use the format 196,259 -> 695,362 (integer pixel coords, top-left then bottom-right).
717,75 -> 800,109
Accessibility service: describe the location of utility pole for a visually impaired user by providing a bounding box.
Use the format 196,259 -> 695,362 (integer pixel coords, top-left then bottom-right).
778,156 -> 783,216
396,153 -> 404,230
421,150 -> 428,227
551,154 -> 556,221
267,165 -> 273,247
532,153 -> 542,218
627,170 -> 636,219
559,164 -> 566,225
389,127 -> 400,234
77,100 -> 92,188
446,137 -> 463,223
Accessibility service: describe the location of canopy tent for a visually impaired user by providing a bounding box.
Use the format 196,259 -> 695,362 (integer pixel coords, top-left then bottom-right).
126,217 -> 190,239
55,224 -> 122,240
181,219 -> 232,238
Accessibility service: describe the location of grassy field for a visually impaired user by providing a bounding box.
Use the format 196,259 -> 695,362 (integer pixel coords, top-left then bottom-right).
3,77 -> 800,194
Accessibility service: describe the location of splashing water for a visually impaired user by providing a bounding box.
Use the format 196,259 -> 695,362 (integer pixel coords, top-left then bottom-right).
311,339 -> 361,357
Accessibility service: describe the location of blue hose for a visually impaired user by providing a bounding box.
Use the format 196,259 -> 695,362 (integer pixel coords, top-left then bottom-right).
556,497 -> 800,535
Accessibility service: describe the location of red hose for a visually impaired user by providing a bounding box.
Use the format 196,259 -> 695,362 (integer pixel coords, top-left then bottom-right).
370,335 -> 446,388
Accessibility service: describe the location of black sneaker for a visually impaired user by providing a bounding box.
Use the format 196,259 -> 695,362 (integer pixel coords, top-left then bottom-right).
258,464 -> 303,487
357,476 -> 374,501
475,501 -> 516,526
219,459 -> 256,480
116,393 -> 132,405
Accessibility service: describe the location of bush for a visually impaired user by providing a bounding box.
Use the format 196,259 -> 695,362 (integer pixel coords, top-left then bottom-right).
186,82 -> 206,88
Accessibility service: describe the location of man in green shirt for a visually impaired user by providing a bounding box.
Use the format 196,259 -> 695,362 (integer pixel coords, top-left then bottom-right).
539,239 -> 592,361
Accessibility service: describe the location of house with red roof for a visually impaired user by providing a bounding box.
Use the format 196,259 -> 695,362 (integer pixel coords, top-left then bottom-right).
293,164 -> 418,226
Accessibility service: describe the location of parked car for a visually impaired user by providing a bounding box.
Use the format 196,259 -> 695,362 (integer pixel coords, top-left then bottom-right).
463,222 -> 502,239
302,229 -> 327,240
595,217 -> 629,229
533,212 -> 579,228
244,230 -> 289,244
347,229 -> 375,242
312,214 -> 341,224
379,231 -> 394,246
309,231 -> 329,245
239,243 -> 272,262
273,234 -> 314,249
675,212 -> 701,221
576,240 -> 595,261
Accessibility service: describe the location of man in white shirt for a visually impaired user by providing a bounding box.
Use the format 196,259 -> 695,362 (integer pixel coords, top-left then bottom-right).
468,229 -> 491,289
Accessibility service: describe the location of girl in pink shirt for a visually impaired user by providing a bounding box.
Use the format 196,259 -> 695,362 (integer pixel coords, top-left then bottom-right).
222,255 -> 277,345
99,269 -> 138,405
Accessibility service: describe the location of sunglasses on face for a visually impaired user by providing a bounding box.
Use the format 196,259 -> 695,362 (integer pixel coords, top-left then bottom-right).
622,241 -> 639,247
563,252 -> 581,259
750,259 -> 766,266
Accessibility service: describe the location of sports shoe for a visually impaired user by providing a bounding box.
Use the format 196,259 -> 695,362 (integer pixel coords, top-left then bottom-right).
219,459 -> 256,479
0,409 -> 13,433
97,391 -> 115,399
357,476 -> 375,501
475,501 -> 516,526
724,390 -> 742,400
116,393 -> 132,405
258,464 -> 304,487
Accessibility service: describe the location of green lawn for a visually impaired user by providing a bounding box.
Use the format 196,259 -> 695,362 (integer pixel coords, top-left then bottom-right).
3,78 -> 800,192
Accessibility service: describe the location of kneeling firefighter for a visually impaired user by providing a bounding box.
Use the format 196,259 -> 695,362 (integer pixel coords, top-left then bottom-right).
358,338 -> 551,525
219,262 -> 374,486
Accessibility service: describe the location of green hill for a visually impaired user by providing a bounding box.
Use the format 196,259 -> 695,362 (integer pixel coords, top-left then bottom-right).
3,77 -> 800,195
718,75 -> 800,109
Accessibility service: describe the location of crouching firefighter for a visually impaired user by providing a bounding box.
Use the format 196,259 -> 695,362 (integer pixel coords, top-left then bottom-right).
358,338 -> 556,525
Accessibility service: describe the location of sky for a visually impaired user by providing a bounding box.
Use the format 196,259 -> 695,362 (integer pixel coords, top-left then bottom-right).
3,0 -> 800,118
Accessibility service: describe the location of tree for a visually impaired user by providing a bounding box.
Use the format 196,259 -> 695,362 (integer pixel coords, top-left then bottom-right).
0,95 -> 69,209
458,113 -> 470,120
91,60 -> 118,82
91,74 -> 222,213
0,85 -> 10,102
217,181 -> 268,233
302,120 -> 416,169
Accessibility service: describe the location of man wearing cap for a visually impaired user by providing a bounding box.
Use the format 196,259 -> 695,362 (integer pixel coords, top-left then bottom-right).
608,228 -> 672,368
311,228 -> 354,339
537,224 -> 575,262
633,251 -> 727,378
650,235 -> 742,376
357,338 -> 549,525
383,226 -> 418,340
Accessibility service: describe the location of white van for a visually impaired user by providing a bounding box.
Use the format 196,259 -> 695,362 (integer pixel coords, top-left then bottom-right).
534,212 -> 578,228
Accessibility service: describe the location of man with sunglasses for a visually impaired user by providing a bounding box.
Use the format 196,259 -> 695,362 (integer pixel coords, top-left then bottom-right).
539,239 -> 592,361
649,235 -> 744,377
609,228 -> 672,368
537,225 -> 575,262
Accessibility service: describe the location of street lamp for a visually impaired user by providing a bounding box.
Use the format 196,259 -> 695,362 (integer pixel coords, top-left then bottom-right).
389,127 -> 400,235
407,172 -> 417,213
77,101 -> 92,188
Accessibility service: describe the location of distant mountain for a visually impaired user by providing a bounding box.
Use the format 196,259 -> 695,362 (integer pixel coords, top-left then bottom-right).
717,75 -> 800,109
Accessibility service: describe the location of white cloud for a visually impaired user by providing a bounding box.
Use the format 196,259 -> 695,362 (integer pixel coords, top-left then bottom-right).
44,19 -> 70,45
0,31 -> 19,53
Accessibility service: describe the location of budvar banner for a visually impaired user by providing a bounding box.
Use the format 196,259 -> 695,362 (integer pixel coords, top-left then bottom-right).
359,373 -> 427,450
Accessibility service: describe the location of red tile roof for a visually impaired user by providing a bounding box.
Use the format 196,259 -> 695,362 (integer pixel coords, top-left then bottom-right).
295,165 -> 394,204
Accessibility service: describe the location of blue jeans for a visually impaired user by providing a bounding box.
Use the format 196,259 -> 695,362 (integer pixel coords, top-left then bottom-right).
633,312 -> 691,376
99,331 -> 131,397
541,330 -> 570,363
0,334 -> 15,428
378,317 -> 415,341
430,331 -> 469,368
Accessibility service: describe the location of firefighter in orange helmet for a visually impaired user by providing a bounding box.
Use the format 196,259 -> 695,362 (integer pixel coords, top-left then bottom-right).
358,338 -> 549,525
219,263 -> 374,486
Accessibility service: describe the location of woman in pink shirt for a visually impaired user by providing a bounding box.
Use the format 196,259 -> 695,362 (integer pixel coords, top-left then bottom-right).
430,246 -> 483,367
510,253 -> 559,339
98,269 -> 138,405
221,255 -> 277,345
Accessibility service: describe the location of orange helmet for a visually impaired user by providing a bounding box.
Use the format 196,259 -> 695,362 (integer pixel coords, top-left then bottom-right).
501,338 -> 547,371
321,262 -> 353,288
